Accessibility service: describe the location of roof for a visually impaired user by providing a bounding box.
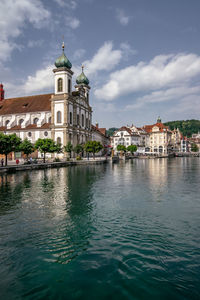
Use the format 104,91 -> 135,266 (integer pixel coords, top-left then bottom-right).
0,94 -> 52,115
91,125 -> 108,138
143,122 -> 169,133
0,123 -> 50,132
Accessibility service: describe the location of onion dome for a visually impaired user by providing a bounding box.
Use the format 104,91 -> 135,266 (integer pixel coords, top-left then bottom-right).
76,65 -> 89,85
55,42 -> 72,69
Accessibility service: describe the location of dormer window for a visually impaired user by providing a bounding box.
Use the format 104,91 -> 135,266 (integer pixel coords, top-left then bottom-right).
33,118 -> 39,125
19,119 -> 24,126
57,78 -> 63,92
23,103 -> 28,108
5,120 -> 10,126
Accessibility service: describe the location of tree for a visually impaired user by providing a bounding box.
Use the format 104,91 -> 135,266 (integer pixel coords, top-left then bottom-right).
19,139 -> 34,160
73,144 -> 83,157
117,144 -> 126,153
127,144 -> 137,154
35,138 -> 61,163
64,142 -> 73,158
0,133 -> 21,166
84,141 -> 103,159
191,143 -> 199,152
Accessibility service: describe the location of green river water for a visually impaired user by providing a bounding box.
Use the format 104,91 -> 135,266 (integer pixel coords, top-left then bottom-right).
0,158 -> 200,300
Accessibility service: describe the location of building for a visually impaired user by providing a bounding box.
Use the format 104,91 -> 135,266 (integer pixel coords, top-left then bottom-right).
91,123 -> 110,155
0,43 -> 93,158
143,117 -> 172,154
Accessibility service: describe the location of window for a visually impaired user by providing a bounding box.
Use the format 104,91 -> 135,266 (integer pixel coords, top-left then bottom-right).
33,118 -> 39,125
86,118 -> 88,128
57,111 -> 61,123
5,120 -> 10,126
68,79 -> 71,93
82,114 -> 84,127
57,137 -> 61,144
77,114 -> 79,126
48,117 -> 51,123
19,119 -> 24,126
86,93 -> 89,102
57,78 -> 63,92
44,131 -> 48,137
69,112 -> 72,125
28,132 -> 32,137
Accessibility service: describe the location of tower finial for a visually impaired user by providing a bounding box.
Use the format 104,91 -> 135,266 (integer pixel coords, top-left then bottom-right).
81,64 -> 84,72
62,35 -> 65,52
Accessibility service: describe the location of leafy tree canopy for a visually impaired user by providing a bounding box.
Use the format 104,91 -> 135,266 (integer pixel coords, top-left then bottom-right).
19,139 -> 34,158
127,144 -> 137,154
191,143 -> 199,152
0,133 -> 21,165
106,127 -> 119,137
84,141 -> 103,158
35,138 -> 62,162
117,144 -> 126,152
164,119 -> 200,137
73,144 -> 83,154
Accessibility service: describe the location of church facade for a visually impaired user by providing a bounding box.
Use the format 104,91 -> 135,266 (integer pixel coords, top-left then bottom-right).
0,43 -> 93,155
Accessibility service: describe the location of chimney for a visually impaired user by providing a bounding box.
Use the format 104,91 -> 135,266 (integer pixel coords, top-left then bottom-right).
96,122 -> 99,129
0,84 -> 4,101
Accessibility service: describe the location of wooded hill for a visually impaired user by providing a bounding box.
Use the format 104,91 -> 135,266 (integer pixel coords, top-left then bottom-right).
164,119 -> 200,137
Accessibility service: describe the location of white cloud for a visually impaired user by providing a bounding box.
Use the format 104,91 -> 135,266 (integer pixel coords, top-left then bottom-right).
116,9 -> 130,26
27,39 -> 44,48
72,49 -> 86,61
54,0 -> 77,9
0,0 -> 50,62
82,41 -> 122,76
94,53 -> 200,100
65,16 -> 80,29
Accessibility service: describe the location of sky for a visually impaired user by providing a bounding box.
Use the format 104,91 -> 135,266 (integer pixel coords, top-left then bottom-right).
1,0 -> 200,128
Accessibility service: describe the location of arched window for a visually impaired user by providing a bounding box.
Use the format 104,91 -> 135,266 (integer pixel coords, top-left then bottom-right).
19,119 -> 24,126
82,114 -> 84,127
57,78 -> 63,92
86,118 -> 88,128
57,111 -> 61,123
69,112 -> 72,125
44,131 -> 48,137
86,93 -> 89,102
68,79 -> 71,93
77,114 -> 79,126
33,117 -> 39,125
5,120 -> 10,126
48,117 -> 51,123
57,137 -> 61,144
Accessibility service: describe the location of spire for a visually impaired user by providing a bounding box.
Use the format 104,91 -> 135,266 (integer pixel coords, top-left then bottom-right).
76,65 -> 90,85
55,41 -> 72,69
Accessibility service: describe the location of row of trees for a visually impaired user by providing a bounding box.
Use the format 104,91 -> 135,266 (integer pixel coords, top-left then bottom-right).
0,133 -> 103,166
116,144 -> 137,154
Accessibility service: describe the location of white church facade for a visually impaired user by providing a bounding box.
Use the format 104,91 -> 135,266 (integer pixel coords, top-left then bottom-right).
0,43 -> 93,155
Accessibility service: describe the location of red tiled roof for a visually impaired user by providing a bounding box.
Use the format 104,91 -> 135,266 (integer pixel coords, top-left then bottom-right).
0,94 -> 52,115
92,125 -> 107,137
143,122 -> 169,133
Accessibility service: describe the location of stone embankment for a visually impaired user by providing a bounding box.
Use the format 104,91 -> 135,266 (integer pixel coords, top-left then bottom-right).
0,158 -> 108,174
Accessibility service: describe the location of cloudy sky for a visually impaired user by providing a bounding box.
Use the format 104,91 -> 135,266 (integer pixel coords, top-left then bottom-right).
1,0 -> 200,128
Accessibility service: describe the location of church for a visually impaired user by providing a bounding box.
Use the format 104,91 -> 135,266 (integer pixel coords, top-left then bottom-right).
0,43 -> 95,156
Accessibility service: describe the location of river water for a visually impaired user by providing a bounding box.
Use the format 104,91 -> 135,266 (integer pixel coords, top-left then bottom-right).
0,158 -> 200,300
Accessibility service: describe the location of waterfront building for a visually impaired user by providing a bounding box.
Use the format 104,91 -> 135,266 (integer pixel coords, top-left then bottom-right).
143,117 -> 172,154
0,43 -> 93,158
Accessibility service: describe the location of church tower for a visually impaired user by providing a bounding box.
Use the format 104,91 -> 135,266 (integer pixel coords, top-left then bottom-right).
75,65 -> 90,103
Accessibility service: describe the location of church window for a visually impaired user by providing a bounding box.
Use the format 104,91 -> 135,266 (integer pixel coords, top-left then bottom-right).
68,79 -> 71,93
28,132 -> 32,137
48,117 -> 51,123
86,118 -> 88,128
5,120 -> 10,126
86,93 -> 89,102
57,78 -> 63,92
57,137 -> 61,144
69,112 -> 72,124
77,114 -> 79,126
33,118 -> 39,125
57,111 -> 62,123
82,114 -> 84,127
44,131 -> 48,137
19,119 -> 24,126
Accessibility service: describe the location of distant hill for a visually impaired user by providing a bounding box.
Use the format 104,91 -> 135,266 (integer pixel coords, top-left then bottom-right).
106,127 -> 119,137
164,119 -> 200,137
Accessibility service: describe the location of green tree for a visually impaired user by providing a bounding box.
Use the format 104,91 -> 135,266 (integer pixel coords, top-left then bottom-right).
64,142 -> 73,158
19,139 -> 34,160
116,144 -> 126,153
164,119 -> 200,137
127,144 -> 137,154
35,138 -> 61,163
0,133 -> 21,166
106,127 -> 119,137
84,141 -> 103,159
191,143 -> 199,152
73,144 -> 83,157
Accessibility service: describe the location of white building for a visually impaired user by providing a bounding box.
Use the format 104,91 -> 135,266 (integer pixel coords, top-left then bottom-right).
0,43 -> 93,157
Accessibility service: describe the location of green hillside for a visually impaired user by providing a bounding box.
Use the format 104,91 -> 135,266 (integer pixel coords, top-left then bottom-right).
106,127 -> 119,137
164,119 -> 200,137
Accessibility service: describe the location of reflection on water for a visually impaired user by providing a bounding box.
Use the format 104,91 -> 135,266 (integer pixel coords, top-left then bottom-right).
0,159 -> 200,300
